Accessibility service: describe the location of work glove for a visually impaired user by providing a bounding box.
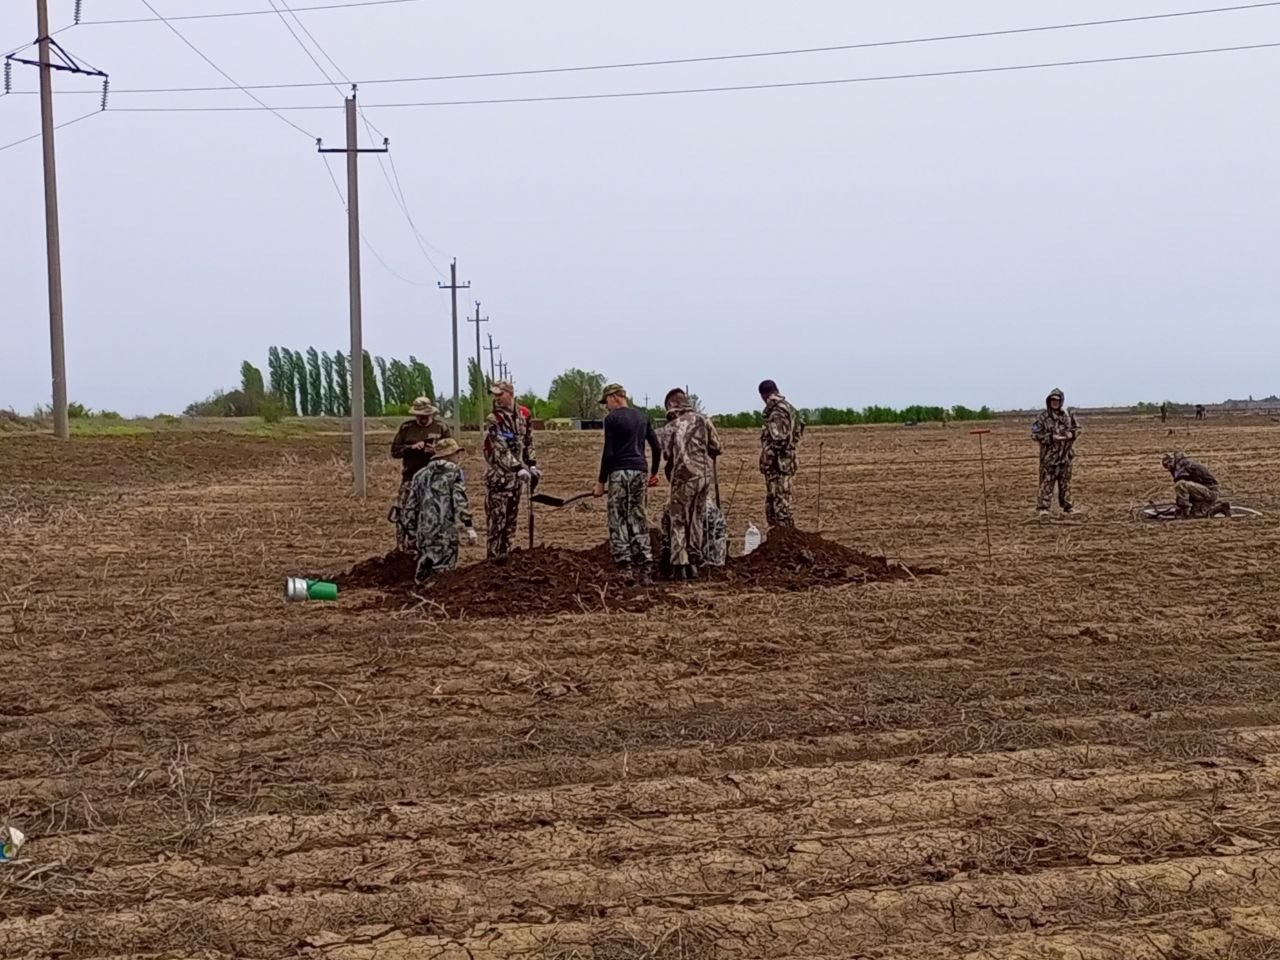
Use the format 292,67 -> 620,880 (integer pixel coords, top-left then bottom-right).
465,528 -> 478,545
517,468 -> 532,483
528,465 -> 541,490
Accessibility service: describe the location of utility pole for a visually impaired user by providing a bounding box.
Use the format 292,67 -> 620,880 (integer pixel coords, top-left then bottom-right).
467,301 -> 489,429
437,260 -> 469,435
36,0 -> 65,438
484,333 -> 499,383
318,88 -> 387,496
8,3 -> 106,438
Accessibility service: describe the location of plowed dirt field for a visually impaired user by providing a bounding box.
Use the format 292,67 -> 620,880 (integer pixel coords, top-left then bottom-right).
3,416 -> 1280,959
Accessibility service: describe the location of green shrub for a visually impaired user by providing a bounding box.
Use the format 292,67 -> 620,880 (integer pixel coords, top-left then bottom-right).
96,410 -> 123,420
67,401 -> 91,419
258,396 -> 285,423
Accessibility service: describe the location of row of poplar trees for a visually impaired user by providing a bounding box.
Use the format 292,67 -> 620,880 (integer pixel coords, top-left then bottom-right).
258,347 -> 435,417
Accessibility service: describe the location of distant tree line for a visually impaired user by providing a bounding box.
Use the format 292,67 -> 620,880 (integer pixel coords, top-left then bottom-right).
185,348 -> 435,419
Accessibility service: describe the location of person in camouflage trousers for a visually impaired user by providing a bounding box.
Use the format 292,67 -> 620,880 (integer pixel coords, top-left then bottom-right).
1031,387 -> 1080,514
402,438 -> 477,582
390,397 -> 452,550
1163,451 -> 1231,518
758,379 -> 804,527
702,499 -> 728,567
661,388 -> 722,580
593,384 -> 662,580
483,380 -> 538,560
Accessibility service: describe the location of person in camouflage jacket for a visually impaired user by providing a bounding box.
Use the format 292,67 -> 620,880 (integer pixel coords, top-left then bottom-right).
402,438 -> 477,582
758,379 -> 804,527
661,388 -> 721,580
483,380 -> 538,560
1162,451 -> 1231,518
1031,387 -> 1080,514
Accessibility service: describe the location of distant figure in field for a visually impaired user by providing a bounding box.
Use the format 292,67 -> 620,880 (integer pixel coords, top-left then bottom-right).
1196,404 -> 1206,420
390,397 -> 451,551
1163,452 -> 1231,518
758,379 -> 804,527
1031,387 -> 1080,515
403,438 -> 477,582
1160,402 -> 1168,423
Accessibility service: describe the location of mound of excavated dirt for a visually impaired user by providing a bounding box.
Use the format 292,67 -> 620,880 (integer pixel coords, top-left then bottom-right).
712,526 -> 920,591
333,528 -> 926,619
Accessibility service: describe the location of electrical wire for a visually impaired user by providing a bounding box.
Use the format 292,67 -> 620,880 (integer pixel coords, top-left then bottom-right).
134,0 -> 315,138
263,0 -> 344,97
265,0 -> 451,276
79,0 -> 429,25
38,1 -> 1280,95
104,40 -> 1280,112
320,153 -> 433,286
0,105 -> 99,153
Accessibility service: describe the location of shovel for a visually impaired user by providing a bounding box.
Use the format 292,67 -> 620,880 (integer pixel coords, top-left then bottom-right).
530,490 -> 594,509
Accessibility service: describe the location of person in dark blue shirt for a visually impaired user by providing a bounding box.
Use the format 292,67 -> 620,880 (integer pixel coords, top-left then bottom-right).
593,383 -> 661,581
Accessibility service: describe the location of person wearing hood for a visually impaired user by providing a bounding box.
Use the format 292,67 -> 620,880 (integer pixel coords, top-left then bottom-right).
390,397 -> 452,550
758,379 -> 805,527
1162,452 -> 1231,518
401,438 -> 478,583
1030,388 -> 1080,515
660,388 -> 721,580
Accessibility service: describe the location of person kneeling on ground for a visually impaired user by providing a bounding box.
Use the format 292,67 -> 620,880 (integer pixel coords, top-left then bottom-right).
1163,451 -> 1231,518
403,438 -> 478,583
593,383 -> 661,583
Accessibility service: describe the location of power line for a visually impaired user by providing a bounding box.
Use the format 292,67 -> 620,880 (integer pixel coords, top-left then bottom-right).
103,40 -> 1280,112
36,1 -> 1280,96
80,0 -> 429,26
0,106 -> 99,154
320,153 -> 432,286
265,0 -> 450,277
263,0 -> 344,97
133,0 -> 315,138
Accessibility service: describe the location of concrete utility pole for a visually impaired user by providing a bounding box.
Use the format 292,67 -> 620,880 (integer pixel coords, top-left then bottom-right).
318,89 -> 387,496
467,301 -> 489,429
437,260 -> 469,435
484,332 -> 499,383
38,0 -> 65,438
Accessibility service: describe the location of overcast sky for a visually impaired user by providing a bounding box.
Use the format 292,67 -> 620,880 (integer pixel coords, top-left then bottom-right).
2,0 -> 1278,415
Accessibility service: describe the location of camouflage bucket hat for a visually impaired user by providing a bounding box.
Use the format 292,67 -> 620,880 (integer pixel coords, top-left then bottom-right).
432,438 -> 463,458
489,380 -> 514,396
410,396 -> 437,415
598,383 -> 626,404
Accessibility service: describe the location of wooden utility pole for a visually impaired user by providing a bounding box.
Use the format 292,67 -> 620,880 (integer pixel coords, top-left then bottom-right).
437,260 -> 469,435
467,301 -> 489,429
484,333 -> 499,383
318,89 -> 387,496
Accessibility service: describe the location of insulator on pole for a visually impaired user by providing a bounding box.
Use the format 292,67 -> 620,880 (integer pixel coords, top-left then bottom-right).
100,76 -> 109,111
3,59 -> 11,95
74,0 -> 83,25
